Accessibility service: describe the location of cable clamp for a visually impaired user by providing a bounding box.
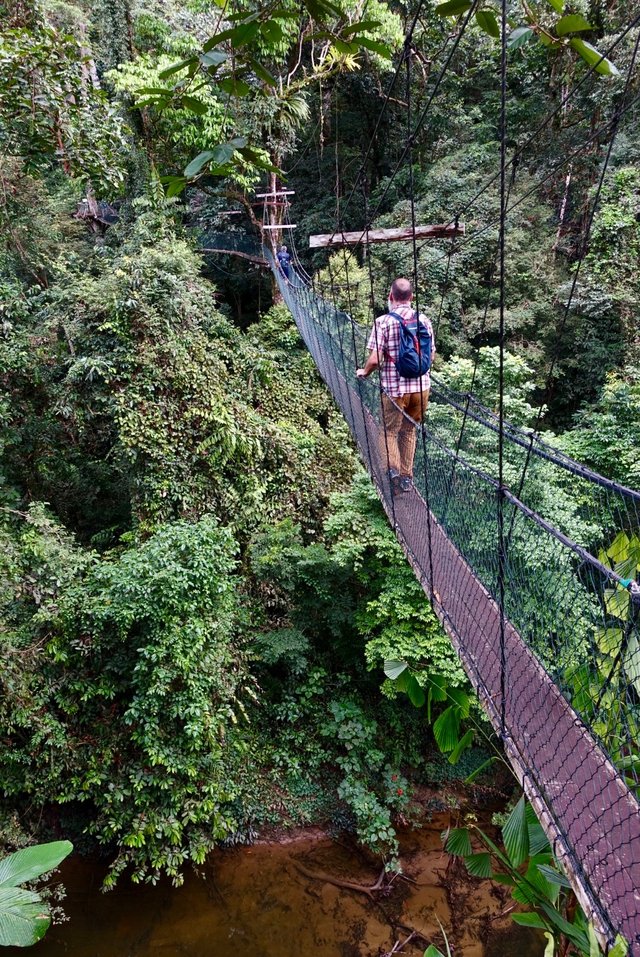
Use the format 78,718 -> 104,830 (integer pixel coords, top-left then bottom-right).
626,580 -> 640,603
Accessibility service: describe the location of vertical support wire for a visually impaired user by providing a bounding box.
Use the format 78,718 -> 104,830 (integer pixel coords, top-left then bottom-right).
341,246 -> 376,478
362,188 -> 398,527
433,240 -> 454,342
498,0 -> 508,736
440,154 -> 519,528
335,246 -> 363,444
405,37 -> 436,592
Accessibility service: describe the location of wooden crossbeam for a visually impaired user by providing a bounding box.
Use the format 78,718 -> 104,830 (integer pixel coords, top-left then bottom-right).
255,189 -> 295,198
262,224 -> 297,230
309,223 -> 464,249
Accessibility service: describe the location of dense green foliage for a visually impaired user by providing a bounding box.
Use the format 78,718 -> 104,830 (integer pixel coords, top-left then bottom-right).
1,0 -> 639,928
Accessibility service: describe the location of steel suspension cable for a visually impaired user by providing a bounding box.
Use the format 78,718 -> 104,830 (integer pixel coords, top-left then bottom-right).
348,5 -> 476,258
323,0 -> 428,249
416,81 -> 640,265
414,14 -> 640,249
506,24 -> 640,540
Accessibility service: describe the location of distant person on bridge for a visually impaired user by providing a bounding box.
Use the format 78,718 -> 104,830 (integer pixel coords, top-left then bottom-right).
277,245 -> 291,280
356,278 -> 435,494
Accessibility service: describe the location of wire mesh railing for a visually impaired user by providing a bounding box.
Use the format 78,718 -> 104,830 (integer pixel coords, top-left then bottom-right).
269,250 -> 640,953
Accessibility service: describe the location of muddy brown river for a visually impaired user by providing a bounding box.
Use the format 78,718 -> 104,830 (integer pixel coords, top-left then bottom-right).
20,817 -> 542,956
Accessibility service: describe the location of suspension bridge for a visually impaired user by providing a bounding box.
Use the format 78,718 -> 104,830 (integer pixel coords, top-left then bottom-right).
203,2 -> 640,946
268,246 -> 640,953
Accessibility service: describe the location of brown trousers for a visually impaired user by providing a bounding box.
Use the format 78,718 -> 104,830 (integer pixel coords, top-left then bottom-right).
380,391 -> 430,477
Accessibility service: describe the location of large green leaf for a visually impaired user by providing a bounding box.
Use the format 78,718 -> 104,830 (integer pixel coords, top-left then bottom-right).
448,728 -> 474,765
507,26 -> 534,49
537,863 -> 571,888
428,674 -> 448,702
0,908 -> 50,947
354,37 -> 392,59
261,20 -> 284,44
231,21 -> 261,48
604,588 -> 630,621
570,38 -> 620,75
217,76 -> 252,97
203,29 -> 236,50
464,756 -> 498,783
159,57 -> 196,79
537,900 -> 590,953
342,19 -> 382,36
628,536 -> 640,568
238,147 -> 280,173
448,687 -> 470,717
405,672 -> 426,708
249,58 -> 277,86
445,827 -> 472,856
435,0 -> 472,15
0,887 -> 43,910
184,139 -> 247,177
608,531 -> 630,563
609,934 -> 629,957
511,912 -> 548,929
595,626 -> 623,656
525,802 -> 550,856
303,0 -> 343,19
384,660 -> 408,680
331,38 -> 358,55
162,176 -> 188,198
199,50 -> 228,68
556,14 -> 593,34
503,796 -> 529,867
623,633 -> 640,696
615,554 -> 639,580
512,856 -> 559,905
475,9 -> 500,38
0,841 -> 72,948
424,947 -> 446,957
433,705 -> 460,752
180,96 -> 209,116
0,842 -> 73,888
184,150 -> 218,177
464,852 -> 493,877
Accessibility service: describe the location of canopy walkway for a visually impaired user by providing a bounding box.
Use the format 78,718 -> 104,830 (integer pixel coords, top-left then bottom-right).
267,250 -> 640,953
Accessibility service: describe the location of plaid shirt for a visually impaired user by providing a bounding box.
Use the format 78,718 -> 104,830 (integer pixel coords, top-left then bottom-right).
366,305 -> 435,398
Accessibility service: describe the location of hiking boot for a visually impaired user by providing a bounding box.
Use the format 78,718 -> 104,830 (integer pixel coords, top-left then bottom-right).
399,476 -> 413,492
388,469 -> 401,495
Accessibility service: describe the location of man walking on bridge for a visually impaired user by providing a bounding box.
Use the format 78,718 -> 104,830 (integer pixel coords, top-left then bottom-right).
277,244 -> 292,280
356,278 -> 435,493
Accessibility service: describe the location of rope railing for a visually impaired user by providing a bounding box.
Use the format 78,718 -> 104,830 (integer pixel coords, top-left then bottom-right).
269,249 -> 640,954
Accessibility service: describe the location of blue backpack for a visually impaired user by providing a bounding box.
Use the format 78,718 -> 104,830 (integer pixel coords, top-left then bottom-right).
388,310 -> 432,378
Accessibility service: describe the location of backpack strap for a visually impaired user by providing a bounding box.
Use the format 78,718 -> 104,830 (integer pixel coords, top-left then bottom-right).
387,310 -> 416,325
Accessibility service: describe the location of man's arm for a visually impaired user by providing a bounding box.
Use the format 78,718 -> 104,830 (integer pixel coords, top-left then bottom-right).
357,318 -> 385,378
356,348 -> 381,378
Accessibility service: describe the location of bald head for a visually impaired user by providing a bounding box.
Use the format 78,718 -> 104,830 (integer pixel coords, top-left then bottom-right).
390,278 -> 412,303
